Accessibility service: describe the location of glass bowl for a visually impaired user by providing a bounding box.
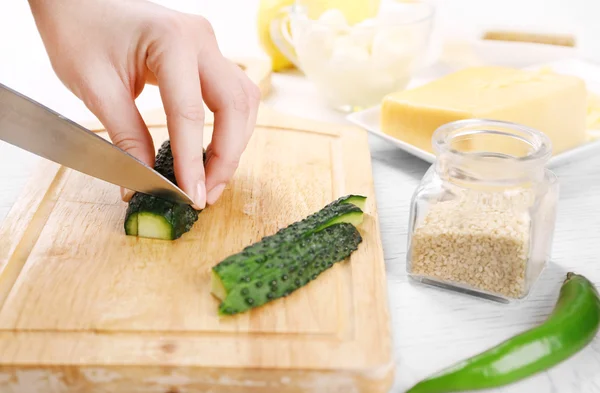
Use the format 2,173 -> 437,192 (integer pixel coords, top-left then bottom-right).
270,0 -> 435,112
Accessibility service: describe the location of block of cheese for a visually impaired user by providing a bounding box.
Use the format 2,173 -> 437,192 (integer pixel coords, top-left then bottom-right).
380,66 -> 588,155
587,92 -> 600,138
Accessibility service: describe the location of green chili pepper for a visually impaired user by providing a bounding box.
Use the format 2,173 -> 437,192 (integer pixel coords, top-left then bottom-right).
406,272 -> 600,393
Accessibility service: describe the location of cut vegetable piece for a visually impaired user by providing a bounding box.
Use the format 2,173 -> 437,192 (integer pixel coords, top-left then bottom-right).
337,194 -> 367,210
314,209 -> 364,231
123,140 -> 204,240
212,223 -> 363,315
137,212 -> 175,240
124,192 -> 199,240
211,270 -> 227,301
212,196 -> 366,292
125,212 -> 138,236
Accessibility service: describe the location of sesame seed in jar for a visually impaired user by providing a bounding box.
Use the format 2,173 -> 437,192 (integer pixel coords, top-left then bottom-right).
408,189 -> 533,299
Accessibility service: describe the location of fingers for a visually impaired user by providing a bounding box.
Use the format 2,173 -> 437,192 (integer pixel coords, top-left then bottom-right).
145,15 -> 260,207
147,43 -> 207,209
120,187 -> 136,202
200,57 -> 261,205
79,75 -> 155,202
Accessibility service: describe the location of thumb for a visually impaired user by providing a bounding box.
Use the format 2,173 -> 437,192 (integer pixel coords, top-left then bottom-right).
80,78 -> 155,201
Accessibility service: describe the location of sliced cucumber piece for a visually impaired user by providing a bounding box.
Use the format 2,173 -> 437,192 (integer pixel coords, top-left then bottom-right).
124,192 -> 200,240
136,212 -> 175,240
212,196 -> 366,293
123,140 -> 204,240
338,194 -> 367,210
213,222 -> 363,315
125,212 -> 138,236
314,210 -> 364,231
210,195 -> 367,315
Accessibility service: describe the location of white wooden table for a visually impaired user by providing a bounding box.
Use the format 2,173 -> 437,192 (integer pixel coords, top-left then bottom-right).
1,1 -> 600,392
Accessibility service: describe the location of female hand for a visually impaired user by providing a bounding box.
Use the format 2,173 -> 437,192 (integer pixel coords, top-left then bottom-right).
28,0 -> 261,209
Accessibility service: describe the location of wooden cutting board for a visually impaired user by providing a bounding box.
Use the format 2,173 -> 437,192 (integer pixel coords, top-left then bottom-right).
0,105 -> 394,392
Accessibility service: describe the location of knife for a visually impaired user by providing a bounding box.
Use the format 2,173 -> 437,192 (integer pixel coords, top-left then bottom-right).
0,82 -> 194,205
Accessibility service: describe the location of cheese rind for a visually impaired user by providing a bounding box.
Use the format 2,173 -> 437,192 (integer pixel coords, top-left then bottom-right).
380,66 -> 588,155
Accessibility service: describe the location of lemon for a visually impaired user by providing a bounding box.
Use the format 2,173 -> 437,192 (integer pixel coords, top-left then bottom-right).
257,0 -> 380,72
257,0 -> 295,72
304,0 -> 381,25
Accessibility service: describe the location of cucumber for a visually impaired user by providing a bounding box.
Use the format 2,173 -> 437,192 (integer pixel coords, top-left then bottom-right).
213,222 -> 363,315
124,140 -> 204,240
210,195 -> 367,315
337,194 -> 367,210
124,192 -> 199,240
212,195 -> 366,293
124,212 -> 138,236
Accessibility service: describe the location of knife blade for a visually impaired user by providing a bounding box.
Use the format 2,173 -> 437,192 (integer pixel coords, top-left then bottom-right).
0,82 -> 194,205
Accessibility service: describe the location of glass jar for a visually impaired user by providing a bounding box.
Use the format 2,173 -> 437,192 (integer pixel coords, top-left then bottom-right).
406,119 -> 560,303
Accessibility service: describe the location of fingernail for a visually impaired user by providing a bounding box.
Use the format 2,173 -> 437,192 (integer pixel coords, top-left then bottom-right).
206,183 -> 226,205
193,181 -> 206,210
120,187 -> 135,202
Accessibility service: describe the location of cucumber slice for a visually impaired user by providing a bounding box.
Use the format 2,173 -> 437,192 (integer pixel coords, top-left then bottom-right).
212,196 -> 366,293
123,140 -> 204,240
136,212 -> 175,240
213,222 -> 363,315
124,192 -> 200,240
125,213 -> 138,236
210,195 -> 367,315
338,194 -> 367,210
211,270 -> 227,301
314,209 -> 364,231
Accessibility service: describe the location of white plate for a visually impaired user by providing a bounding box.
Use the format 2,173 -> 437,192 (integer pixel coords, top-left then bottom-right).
441,38 -> 579,69
347,57 -> 600,169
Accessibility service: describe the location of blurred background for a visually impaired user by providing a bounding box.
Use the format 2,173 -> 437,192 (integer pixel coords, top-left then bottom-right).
1,0 -> 599,123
